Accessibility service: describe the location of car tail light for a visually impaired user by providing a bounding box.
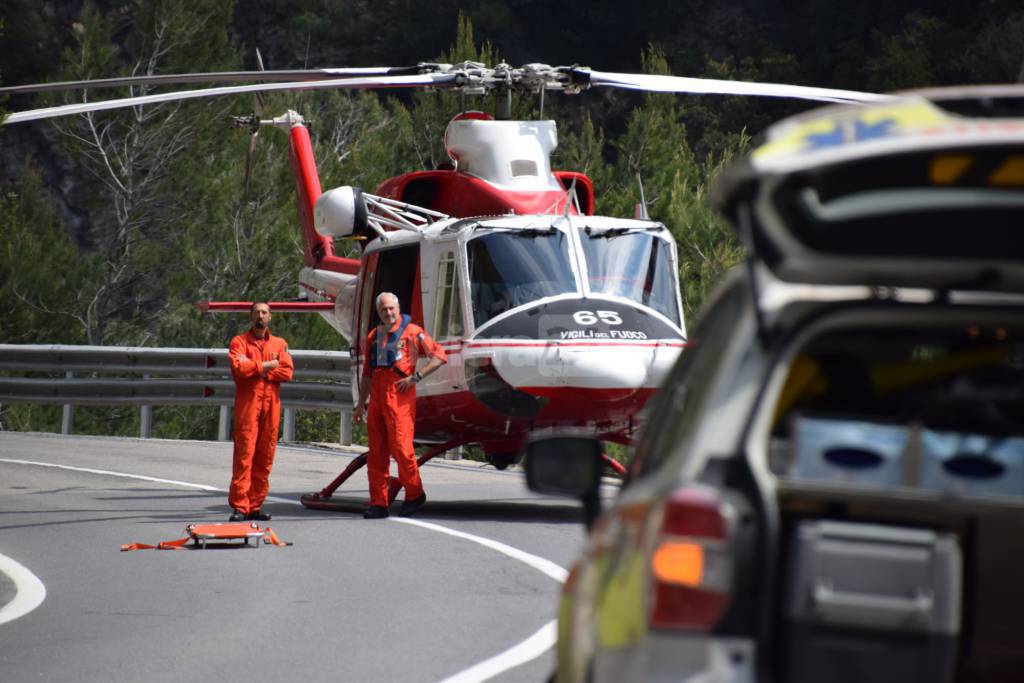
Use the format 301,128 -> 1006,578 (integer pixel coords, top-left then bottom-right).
649,485 -> 732,630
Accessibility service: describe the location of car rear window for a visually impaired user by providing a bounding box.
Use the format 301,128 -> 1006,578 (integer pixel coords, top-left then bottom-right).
771,147 -> 1024,261
769,317 -> 1024,501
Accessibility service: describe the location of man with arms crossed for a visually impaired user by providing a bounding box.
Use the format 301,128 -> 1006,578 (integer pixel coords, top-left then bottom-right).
228,302 -> 294,521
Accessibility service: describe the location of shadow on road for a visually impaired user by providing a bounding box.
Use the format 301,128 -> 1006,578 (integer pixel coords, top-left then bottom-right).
281,491 -> 587,525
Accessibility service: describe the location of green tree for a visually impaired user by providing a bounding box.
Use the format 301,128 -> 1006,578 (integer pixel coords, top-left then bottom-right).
48,1 -> 242,345
864,12 -> 943,91
958,11 -> 1024,83
0,166 -> 92,344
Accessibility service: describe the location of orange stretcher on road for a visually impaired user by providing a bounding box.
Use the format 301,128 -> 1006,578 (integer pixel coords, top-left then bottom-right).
121,522 -> 290,551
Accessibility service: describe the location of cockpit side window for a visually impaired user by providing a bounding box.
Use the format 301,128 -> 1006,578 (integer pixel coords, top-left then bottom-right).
579,229 -> 680,326
433,251 -> 464,339
467,230 -> 577,327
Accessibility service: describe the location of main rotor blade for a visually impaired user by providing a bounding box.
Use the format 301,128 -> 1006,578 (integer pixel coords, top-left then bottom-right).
583,69 -> 891,104
253,48 -> 268,115
0,66 -> 421,95
4,73 -> 460,125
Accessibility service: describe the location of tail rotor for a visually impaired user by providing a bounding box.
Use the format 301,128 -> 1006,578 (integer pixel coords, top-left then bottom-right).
236,48 -> 267,198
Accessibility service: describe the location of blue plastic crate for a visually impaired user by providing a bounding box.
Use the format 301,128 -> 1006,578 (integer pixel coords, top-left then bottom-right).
919,429 -> 1024,498
792,416 -> 910,488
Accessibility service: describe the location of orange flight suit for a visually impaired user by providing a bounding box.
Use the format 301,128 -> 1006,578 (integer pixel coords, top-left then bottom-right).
364,318 -> 447,507
228,330 -> 294,514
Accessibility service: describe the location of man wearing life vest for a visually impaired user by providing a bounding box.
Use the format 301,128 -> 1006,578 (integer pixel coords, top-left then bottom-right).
227,302 -> 294,521
353,292 -> 447,519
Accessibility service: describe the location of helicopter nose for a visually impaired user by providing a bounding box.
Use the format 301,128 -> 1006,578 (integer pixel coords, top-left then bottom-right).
471,298 -> 683,380
465,335 -> 658,397
554,348 -> 649,398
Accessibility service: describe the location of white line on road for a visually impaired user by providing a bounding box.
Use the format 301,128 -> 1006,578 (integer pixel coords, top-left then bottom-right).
436,619 -> 558,683
394,517 -> 568,582
393,518 -> 568,682
0,458 -> 224,491
0,552 -> 47,626
0,457 -> 568,681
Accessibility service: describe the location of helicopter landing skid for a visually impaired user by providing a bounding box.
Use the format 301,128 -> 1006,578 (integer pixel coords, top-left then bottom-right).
300,438 -> 469,512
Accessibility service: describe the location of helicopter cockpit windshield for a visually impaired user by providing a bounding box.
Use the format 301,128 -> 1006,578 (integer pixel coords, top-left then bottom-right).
465,220 -> 682,332
468,228 -> 577,326
579,226 -> 681,326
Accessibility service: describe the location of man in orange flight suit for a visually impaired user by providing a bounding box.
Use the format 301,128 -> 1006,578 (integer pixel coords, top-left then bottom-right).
227,302 -> 294,521
353,292 -> 447,519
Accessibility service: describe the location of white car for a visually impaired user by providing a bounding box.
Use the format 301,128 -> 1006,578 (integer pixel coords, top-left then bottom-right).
527,86 -> 1024,683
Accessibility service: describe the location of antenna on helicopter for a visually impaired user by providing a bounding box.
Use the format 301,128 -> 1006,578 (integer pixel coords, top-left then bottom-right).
635,173 -> 650,220
562,176 -> 581,219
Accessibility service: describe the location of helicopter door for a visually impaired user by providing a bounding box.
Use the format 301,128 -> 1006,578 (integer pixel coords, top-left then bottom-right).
352,244 -> 422,380
352,252 -> 378,381
364,244 -> 422,335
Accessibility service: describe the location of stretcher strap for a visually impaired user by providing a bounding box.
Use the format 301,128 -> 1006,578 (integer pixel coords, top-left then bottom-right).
120,537 -> 190,551
262,527 -> 291,547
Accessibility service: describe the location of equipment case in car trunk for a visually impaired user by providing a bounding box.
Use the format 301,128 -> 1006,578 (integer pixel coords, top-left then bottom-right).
781,519 -> 961,683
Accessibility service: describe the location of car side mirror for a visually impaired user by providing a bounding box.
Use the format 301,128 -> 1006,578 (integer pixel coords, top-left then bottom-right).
524,435 -> 604,529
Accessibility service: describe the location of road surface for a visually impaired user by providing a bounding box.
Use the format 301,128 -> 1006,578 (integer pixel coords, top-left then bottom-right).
0,431 -> 592,683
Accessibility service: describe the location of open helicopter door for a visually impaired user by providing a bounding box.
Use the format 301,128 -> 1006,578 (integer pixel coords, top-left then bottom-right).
351,243 -> 423,381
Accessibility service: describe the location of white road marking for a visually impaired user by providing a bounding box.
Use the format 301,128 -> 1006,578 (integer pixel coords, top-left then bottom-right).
394,517 -> 568,582
0,457 -> 568,680
0,458 -> 293,503
0,552 -> 47,626
0,458 -> 224,492
436,619 -> 558,683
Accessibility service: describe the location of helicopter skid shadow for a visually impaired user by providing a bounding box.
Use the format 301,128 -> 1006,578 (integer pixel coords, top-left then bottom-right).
297,492 -> 585,524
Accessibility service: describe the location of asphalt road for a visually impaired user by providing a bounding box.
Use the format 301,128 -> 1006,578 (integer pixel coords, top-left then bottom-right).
0,431 -> 592,683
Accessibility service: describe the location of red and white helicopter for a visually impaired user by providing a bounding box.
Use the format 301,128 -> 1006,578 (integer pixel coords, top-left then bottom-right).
2,62 -> 885,505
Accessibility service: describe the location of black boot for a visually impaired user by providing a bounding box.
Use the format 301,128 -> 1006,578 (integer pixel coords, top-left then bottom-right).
363,505 -> 390,519
398,494 -> 427,517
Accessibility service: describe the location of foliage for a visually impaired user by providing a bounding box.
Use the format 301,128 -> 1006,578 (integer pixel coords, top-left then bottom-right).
3,2 -> 1024,443
0,166 -> 92,344
0,16 -> 6,130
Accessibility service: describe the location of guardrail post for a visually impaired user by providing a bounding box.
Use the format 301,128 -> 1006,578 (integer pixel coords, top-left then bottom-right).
340,410 -> 352,446
140,405 -> 153,438
61,371 -> 74,435
218,405 -> 231,441
282,407 -> 296,443
139,374 -> 153,438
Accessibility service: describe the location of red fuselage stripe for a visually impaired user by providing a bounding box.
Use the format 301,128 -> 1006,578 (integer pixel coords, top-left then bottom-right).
464,341 -> 687,349
437,340 -> 685,350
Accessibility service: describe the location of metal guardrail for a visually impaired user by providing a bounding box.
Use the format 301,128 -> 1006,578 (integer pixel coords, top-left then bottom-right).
0,344 -> 354,444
